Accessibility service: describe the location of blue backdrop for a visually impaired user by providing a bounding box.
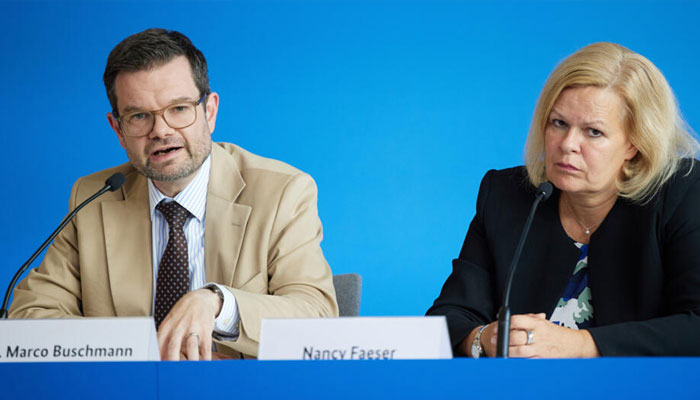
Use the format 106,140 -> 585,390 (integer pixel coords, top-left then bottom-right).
2,0 -> 699,316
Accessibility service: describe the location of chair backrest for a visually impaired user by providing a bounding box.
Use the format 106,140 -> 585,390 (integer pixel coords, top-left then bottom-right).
332,273 -> 362,317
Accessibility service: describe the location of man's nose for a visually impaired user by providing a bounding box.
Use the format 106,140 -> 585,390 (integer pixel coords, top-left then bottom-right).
148,111 -> 175,139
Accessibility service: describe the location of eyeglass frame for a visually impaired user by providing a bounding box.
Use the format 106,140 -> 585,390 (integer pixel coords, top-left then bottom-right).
114,92 -> 209,137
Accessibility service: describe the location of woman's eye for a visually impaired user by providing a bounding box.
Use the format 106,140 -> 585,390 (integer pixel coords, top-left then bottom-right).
552,119 -> 567,128
588,128 -> 603,137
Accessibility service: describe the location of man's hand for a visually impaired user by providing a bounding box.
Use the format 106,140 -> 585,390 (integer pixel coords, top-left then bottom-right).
157,288 -> 223,361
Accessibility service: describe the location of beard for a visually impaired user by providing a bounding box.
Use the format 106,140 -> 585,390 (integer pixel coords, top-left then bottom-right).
127,131 -> 212,183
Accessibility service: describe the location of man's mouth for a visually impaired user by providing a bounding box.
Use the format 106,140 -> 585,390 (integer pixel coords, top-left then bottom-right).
152,146 -> 182,156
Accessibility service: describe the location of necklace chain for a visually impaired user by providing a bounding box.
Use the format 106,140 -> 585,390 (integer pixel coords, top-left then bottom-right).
563,195 -> 598,235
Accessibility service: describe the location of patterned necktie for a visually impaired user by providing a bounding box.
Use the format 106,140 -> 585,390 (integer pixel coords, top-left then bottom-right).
154,200 -> 192,329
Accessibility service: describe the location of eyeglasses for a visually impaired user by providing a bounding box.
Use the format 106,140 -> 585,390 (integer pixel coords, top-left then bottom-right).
116,93 -> 208,137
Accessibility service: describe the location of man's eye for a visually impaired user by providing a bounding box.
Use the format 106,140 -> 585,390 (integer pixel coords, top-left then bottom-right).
128,113 -> 149,122
170,105 -> 188,113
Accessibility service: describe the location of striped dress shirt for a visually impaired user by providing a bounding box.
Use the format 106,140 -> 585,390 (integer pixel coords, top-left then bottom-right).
148,155 -> 239,338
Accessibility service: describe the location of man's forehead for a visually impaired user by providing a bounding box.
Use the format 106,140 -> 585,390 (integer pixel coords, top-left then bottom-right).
113,56 -> 198,111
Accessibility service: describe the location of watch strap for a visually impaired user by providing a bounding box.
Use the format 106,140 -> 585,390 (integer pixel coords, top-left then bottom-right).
204,283 -> 225,302
470,325 -> 487,359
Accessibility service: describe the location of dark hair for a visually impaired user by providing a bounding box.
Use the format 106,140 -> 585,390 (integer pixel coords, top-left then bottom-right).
103,28 -> 210,115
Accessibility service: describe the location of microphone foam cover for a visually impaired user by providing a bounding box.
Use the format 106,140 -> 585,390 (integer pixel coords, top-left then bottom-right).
106,173 -> 125,192
538,182 -> 554,200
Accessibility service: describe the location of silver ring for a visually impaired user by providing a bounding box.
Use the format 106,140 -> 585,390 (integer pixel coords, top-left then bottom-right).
186,332 -> 201,347
526,330 -> 534,345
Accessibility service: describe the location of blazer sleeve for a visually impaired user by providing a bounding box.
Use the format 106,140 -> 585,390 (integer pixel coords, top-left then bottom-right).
588,171 -> 700,356
222,173 -> 339,357
9,179 -> 84,318
426,170 -> 499,355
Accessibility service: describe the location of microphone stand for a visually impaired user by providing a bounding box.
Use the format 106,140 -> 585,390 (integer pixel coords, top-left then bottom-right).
0,173 -> 125,319
496,182 -> 552,358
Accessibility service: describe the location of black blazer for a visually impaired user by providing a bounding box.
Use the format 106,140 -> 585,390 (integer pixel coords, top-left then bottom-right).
427,162 -> 700,356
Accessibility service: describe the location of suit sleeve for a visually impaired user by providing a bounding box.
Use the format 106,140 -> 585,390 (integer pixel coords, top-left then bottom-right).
8,179 -> 84,318
588,172 -> 700,356
221,173 -> 339,357
426,171 -> 498,355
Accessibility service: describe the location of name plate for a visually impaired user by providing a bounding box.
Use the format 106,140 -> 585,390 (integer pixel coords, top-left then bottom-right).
258,316 -> 452,360
0,317 -> 159,362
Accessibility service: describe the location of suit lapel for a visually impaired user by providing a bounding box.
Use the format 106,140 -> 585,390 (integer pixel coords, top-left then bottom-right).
103,171 -> 153,316
204,144 -> 251,286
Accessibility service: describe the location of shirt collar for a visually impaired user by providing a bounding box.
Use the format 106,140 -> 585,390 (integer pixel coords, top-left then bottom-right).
148,154 -> 211,222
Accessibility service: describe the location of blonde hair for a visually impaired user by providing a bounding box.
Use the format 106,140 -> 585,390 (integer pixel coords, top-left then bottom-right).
525,42 -> 700,203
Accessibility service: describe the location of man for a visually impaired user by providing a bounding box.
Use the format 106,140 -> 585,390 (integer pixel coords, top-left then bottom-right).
9,29 -> 338,360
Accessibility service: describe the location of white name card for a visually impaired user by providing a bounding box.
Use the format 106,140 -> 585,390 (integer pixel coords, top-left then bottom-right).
0,317 -> 159,362
258,316 -> 452,360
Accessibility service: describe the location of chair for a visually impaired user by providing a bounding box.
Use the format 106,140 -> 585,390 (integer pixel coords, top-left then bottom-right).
332,273 -> 362,316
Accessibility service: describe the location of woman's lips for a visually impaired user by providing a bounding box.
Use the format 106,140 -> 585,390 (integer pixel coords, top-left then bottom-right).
556,162 -> 579,172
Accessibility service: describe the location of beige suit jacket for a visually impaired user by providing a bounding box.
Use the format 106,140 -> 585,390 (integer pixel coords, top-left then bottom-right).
9,142 -> 338,358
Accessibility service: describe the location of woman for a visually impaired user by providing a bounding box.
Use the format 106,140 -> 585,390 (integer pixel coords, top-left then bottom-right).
427,42 -> 700,357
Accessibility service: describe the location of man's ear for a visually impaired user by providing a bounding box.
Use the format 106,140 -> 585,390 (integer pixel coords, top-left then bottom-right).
204,92 -> 219,134
107,112 -> 127,149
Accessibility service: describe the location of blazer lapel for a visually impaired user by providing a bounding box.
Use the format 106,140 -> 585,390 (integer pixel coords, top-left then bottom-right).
102,171 -> 153,316
204,144 -> 251,286
512,190 -> 581,316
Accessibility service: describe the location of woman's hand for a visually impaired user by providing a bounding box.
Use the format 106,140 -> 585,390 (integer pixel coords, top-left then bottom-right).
479,321 -> 499,357
463,313 -> 600,358
506,313 -> 599,358
470,314 -> 550,357
461,321 -> 499,357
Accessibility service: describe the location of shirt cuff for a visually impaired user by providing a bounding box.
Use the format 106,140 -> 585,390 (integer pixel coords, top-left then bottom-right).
205,283 -> 240,341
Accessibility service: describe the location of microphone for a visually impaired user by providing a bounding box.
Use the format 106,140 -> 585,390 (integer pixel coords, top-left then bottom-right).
496,181 -> 553,358
0,172 -> 125,319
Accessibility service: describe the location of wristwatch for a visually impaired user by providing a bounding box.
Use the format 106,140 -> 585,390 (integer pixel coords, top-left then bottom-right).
470,325 -> 487,359
205,284 -> 225,309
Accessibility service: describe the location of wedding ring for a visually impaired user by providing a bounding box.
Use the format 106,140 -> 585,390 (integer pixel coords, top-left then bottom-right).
526,330 -> 534,345
186,332 -> 201,347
